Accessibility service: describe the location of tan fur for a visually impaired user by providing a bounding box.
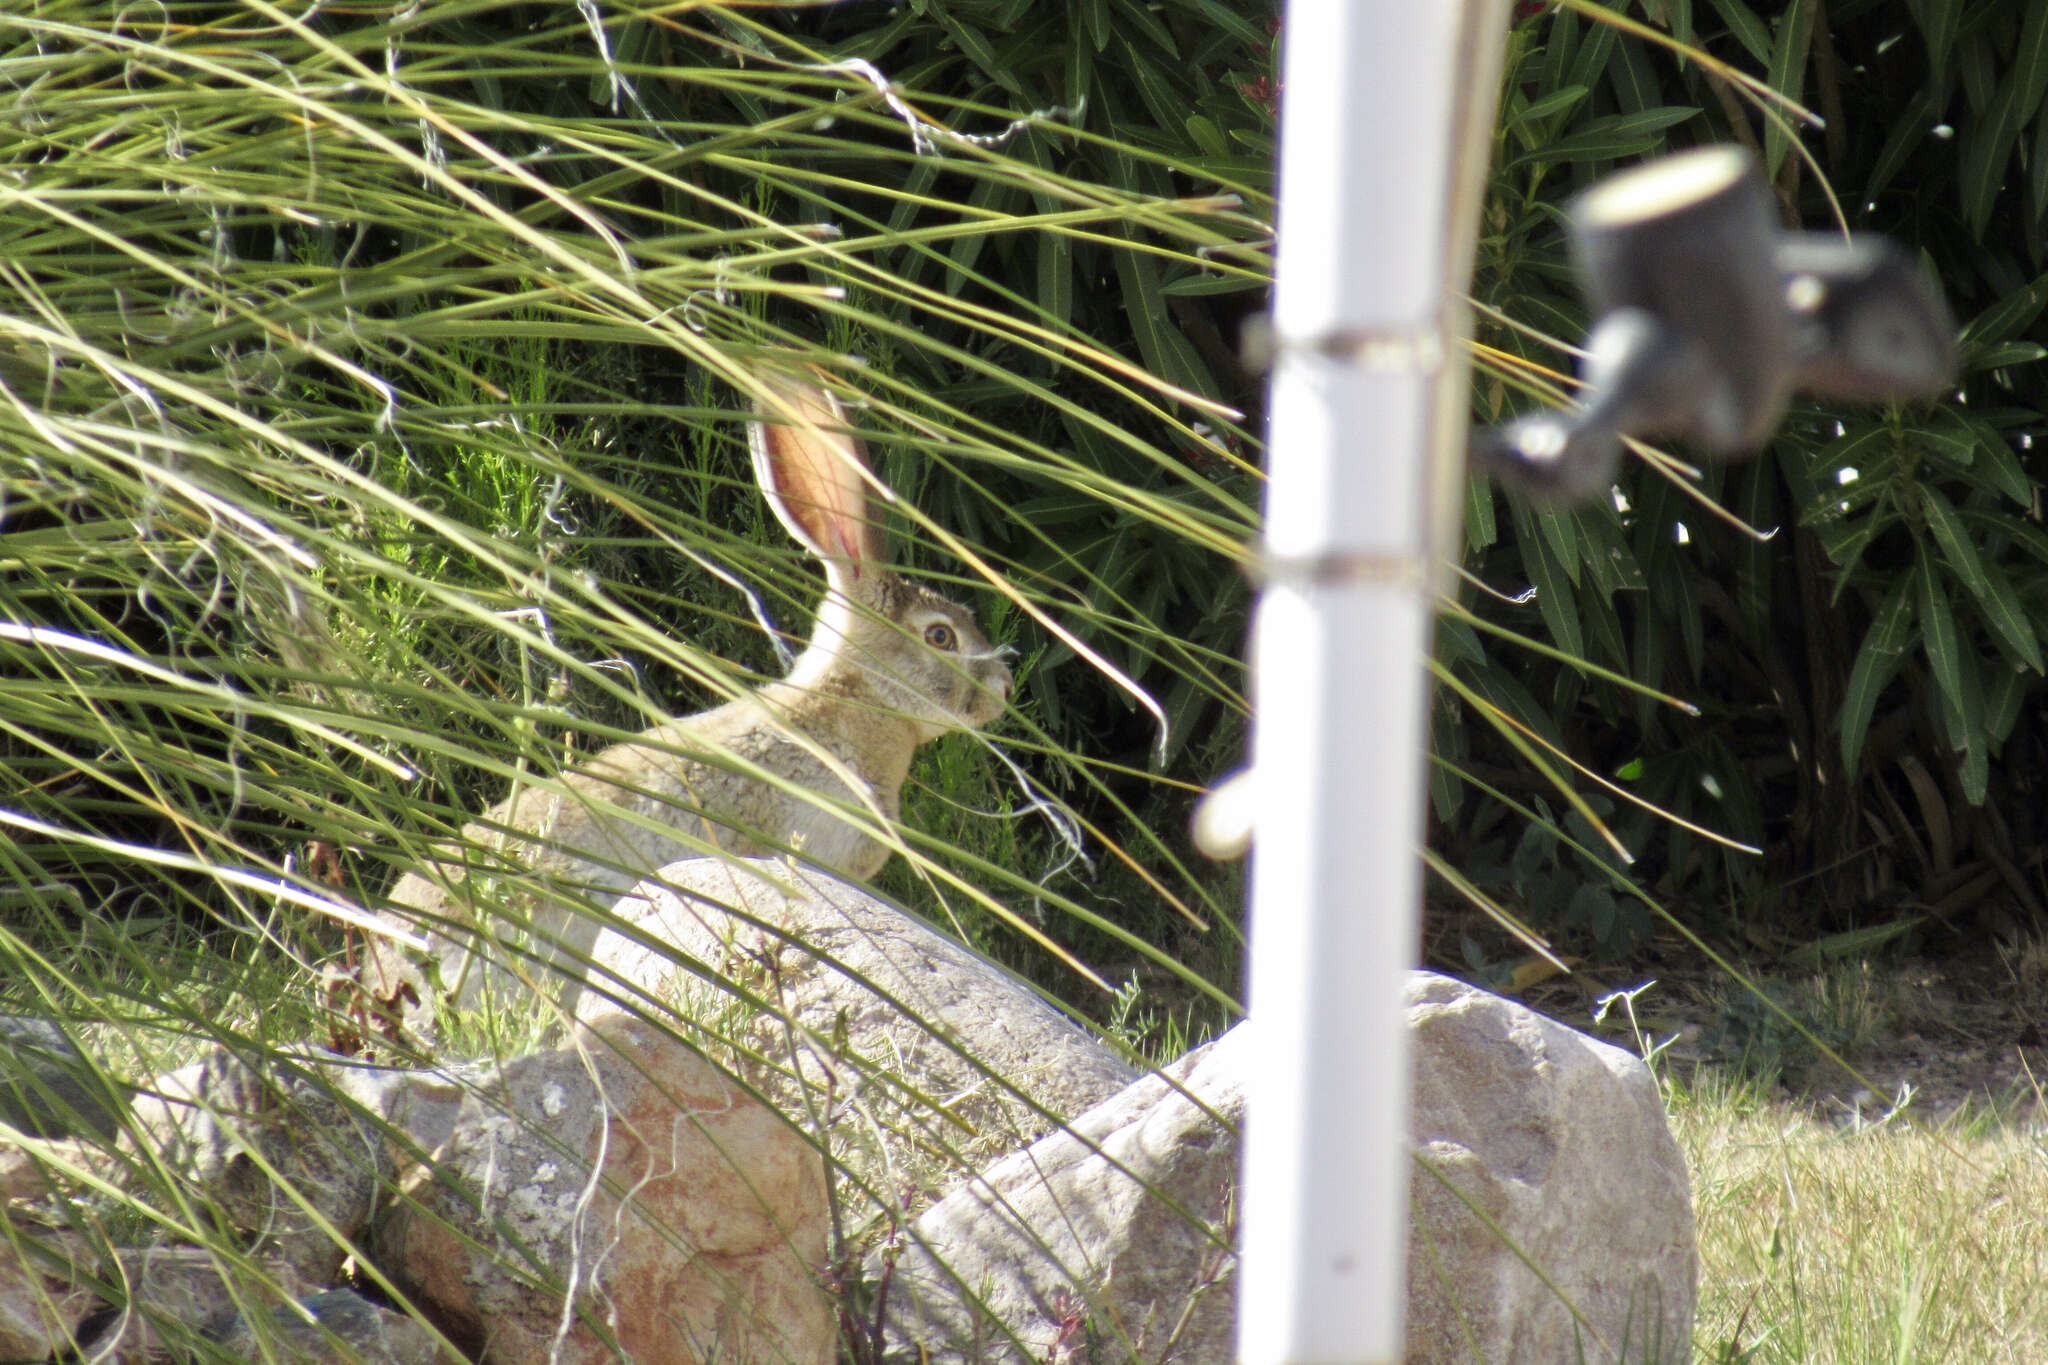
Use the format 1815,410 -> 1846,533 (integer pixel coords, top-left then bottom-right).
357,378 -> 1011,1020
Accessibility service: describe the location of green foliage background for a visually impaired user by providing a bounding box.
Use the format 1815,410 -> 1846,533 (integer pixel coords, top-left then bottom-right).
0,0 -> 1273,1034
1448,0 -> 2048,974
9,0 -> 2048,1360
11,0 -> 2048,1033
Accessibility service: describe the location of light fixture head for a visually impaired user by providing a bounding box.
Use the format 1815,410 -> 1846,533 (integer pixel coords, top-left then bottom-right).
1472,146 -> 1958,504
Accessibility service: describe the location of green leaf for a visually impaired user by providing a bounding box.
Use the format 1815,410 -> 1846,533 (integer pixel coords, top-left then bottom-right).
1705,0 -> 1774,66
944,177 -> 1015,295
888,159 -> 942,237
1906,0 -> 1963,91
1959,32 -> 1997,113
1670,0 -> 1696,49
2031,97 -> 2048,226
1470,662 -> 1568,750
1763,0 -> 1813,178
1972,558 -> 2043,673
1802,425 -> 1902,575
1523,522 -> 1586,662
1865,90 -> 1935,207
1583,579 -> 1629,671
1959,416 -> 2034,507
1112,243 -> 1209,397
1510,84 -> 1593,136
1158,271 -> 1265,297
1951,642 -> 1989,802
1465,475 -> 1499,554
1960,272 -> 2048,353
934,10 -> 1022,96
1920,485 -> 1990,603
1078,0 -> 1112,52
1435,616 -> 1486,669
1037,233 -> 1074,330
1818,519 -> 1887,588
1663,535 -> 1705,680
1979,512 -> 2048,568
1915,555 -> 1965,741
1543,4 -> 1583,95
1784,917 -> 1927,964
1987,657 -> 2029,743
1840,576 -> 1916,773
1958,70 -> 2021,237
1570,505 -> 1645,596
1564,17 -> 1619,98
1729,458 -> 1778,644
1917,412 -> 1977,471
1067,7 -> 1098,100
1122,37 -> 1189,132
1184,114 -> 1229,160
1585,885 -> 1620,944
1633,574 -> 1669,725
1810,420 -> 1898,479
1182,0 -> 1272,50
2012,0 -> 2048,128
1109,0 -> 1179,54
1533,505 -> 1581,586
1965,341 -> 2048,371
1429,756 -> 1465,824
1608,37 -> 1662,116
1963,741 -> 1991,804
1505,107 -> 1703,170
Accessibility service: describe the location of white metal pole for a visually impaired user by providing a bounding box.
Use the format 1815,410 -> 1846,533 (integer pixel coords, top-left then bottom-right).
1238,3 -> 1508,1362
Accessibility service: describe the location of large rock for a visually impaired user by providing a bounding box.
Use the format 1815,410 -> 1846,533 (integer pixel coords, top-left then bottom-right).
212,1288 -> 456,1365
1405,973 -> 1696,1363
569,859 -> 1139,1207
126,1046 -> 391,1285
0,1016 -> 127,1140
879,1022 -> 1243,1363
86,1248 -> 309,1364
0,1136 -> 122,1205
0,1223 -> 102,1361
379,1007 -> 835,1365
5,1030 -> 830,1365
880,973 -> 1697,1364
0,1226 -> 307,1365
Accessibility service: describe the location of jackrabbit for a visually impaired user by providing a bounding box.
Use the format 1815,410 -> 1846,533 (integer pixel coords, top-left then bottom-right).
357,374 -> 1013,1022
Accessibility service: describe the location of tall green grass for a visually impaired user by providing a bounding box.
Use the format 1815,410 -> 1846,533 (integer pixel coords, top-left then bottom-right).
0,0 -> 1266,1001
0,2 -> 1269,1354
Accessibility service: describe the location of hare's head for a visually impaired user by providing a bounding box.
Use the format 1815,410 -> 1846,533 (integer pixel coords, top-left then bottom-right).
749,376 -> 1012,739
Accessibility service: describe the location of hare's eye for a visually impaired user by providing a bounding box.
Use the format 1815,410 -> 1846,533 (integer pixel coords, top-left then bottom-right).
923,622 -> 957,651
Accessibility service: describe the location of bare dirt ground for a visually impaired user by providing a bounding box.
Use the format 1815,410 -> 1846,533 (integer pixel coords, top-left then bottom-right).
1502,933 -> 2048,1125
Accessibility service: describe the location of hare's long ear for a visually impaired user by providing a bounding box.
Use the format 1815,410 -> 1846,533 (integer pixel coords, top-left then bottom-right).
747,377 -> 887,590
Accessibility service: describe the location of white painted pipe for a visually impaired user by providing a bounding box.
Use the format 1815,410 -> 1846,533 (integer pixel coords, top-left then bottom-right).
1237,2 -> 1508,1361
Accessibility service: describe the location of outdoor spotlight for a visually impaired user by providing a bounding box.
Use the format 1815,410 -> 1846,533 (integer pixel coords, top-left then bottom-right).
1472,145 -> 1958,503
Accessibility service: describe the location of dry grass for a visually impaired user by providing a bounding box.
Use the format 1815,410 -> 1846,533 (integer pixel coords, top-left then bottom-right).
1676,1073 -> 2048,1363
